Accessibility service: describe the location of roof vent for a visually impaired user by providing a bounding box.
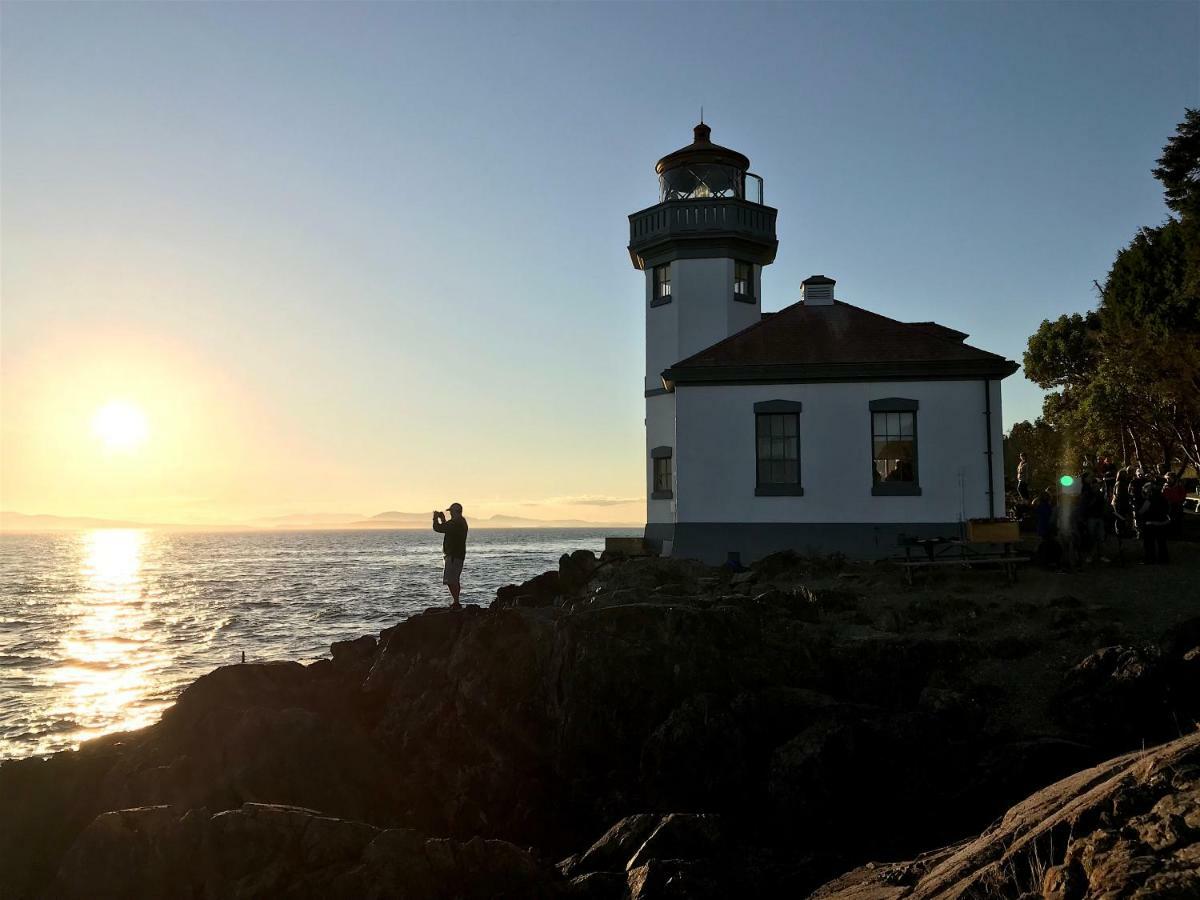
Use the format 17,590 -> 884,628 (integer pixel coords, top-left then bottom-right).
801,275 -> 835,306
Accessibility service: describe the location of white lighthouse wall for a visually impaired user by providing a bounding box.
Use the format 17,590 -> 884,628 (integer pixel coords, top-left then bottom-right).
645,268 -> 678,393
645,392 -> 676,534
646,259 -> 760,392
671,378 -> 1007,562
674,258 -> 760,362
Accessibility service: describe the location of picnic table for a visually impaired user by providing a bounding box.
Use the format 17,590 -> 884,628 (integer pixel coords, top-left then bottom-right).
895,536 -> 1030,584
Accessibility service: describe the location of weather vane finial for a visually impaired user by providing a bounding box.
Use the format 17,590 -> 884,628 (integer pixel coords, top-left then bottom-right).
700,105 -> 704,124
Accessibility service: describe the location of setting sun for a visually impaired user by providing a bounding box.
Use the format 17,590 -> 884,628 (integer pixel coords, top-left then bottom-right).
91,401 -> 149,452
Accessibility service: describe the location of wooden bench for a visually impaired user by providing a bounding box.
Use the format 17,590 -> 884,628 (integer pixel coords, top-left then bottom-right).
895,536 -> 1030,584
897,554 -> 1031,584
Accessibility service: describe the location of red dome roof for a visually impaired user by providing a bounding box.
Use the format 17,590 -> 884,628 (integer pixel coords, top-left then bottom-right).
655,123 -> 750,175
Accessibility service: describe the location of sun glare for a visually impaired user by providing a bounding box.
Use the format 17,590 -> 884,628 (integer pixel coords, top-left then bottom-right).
91,400 -> 149,452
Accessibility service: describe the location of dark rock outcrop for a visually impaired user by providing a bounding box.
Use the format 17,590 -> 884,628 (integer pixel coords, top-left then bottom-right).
1054,643 -> 1200,750
561,813 -> 734,899
52,802 -> 563,899
810,729 -> 1200,899
5,553 -> 1200,898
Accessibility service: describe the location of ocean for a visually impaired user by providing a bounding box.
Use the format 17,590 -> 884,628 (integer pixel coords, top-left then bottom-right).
0,527 -> 638,760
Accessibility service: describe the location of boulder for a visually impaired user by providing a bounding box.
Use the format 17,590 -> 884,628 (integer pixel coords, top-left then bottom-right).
493,571 -> 562,609
562,813 -> 662,878
563,814 -> 725,899
627,859 -> 723,900
559,550 -> 600,593
625,814 -> 722,870
566,870 -> 627,899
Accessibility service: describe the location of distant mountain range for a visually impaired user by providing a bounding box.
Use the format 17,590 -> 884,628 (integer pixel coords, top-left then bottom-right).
249,512 -> 369,527
0,512 -> 249,532
0,510 -> 639,532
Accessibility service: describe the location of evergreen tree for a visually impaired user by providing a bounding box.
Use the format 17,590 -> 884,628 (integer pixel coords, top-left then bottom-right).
1013,110 -> 1200,475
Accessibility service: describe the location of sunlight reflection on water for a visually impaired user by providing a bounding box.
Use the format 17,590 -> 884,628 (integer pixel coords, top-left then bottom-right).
0,526 -> 636,759
45,530 -> 169,747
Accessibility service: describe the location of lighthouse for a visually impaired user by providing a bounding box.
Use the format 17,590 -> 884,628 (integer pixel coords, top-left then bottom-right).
629,123 -> 779,553
627,124 -> 1018,563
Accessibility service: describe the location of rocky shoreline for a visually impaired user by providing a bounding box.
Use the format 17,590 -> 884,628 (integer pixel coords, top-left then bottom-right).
2,549 -> 1198,898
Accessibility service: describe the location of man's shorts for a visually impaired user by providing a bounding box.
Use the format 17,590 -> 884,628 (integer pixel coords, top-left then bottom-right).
443,555 -> 464,585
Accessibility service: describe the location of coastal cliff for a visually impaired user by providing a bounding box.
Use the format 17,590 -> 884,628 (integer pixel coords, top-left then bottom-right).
2,550 -> 1198,898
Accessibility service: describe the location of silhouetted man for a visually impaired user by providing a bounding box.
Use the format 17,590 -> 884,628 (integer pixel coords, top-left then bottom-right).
432,503 -> 468,606
1016,453 -> 1029,501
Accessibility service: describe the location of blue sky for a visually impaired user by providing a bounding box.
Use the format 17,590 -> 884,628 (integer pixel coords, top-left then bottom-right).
2,2 -> 1197,522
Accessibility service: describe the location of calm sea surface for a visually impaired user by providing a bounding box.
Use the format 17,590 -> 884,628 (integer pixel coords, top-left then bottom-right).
0,527 -> 637,760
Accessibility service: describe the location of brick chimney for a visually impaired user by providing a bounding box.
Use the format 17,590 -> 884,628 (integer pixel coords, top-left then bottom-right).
801,275 -> 835,306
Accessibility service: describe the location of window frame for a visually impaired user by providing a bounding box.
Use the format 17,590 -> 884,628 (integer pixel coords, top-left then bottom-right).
734,260 -> 754,304
651,446 -> 673,500
753,400 -> 804,496
651,264 -> 672,308
869,398 -> 921,496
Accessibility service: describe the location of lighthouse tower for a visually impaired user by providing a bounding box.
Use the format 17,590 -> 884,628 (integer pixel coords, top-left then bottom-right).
628,124 -> 778,551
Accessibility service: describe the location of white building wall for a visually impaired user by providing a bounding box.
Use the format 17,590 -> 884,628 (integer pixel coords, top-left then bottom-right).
646,392 -> 676,525
675,379 -> 1004,524
987,377 -> 1005,512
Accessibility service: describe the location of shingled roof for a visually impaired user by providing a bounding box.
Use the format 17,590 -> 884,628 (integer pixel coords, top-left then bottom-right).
663,300 -> 1018,386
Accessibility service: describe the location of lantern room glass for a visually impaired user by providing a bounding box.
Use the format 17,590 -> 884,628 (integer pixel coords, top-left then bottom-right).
659,165 -> 744,202
658,167 -> 764,204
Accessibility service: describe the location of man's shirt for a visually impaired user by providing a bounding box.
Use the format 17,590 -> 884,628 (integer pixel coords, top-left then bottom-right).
434,516 -> 468,558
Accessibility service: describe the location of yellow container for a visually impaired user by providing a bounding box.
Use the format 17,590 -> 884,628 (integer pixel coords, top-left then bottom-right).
966,519 -> 1020,543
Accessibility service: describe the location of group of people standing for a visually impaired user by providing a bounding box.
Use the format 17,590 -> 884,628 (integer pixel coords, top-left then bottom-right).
1019,453 -> 1188,567
1109,463 -> 1188,562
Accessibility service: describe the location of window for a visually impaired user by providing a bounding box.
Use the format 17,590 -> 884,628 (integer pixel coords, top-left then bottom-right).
870,399 -> 921,496
651,446 -> 673,499
652,264 -> 672,306
734,261 -> 753,303
753,400 -> 803,496
653,457 -> 671,493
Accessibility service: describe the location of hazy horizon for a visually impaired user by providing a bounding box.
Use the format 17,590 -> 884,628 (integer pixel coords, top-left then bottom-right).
3,2 -> 1195,525
0,508 -> 643,532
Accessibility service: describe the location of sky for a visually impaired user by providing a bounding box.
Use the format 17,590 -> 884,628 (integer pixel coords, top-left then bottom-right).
1,1 -> 1196,526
